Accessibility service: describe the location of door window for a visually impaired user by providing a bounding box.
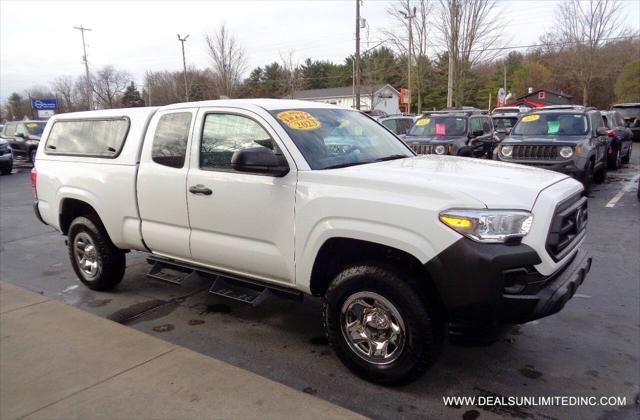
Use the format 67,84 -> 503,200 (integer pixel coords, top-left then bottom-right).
200,113 -> 275,171
382,119 -> 398,133
482,117 -> 492,134
4,123 -> 16,136
152,112 -> 192,168
469,117 -> 482,134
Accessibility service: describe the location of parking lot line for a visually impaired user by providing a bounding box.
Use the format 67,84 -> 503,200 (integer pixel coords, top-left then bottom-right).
605,174 -> 639,208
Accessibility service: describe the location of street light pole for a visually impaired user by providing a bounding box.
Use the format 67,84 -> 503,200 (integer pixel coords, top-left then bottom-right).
402,7 -> 416,114
73,25 -> 93,110
177,34 -> 190,102
355,0 -> 361,110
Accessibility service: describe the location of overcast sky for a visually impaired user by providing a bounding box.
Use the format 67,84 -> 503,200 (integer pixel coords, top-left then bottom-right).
1,0 -> 639,102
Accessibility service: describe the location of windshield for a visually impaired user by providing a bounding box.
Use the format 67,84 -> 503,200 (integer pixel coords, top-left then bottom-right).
408,116 -> 467,137
25,122 -> 46,136
270,108 -> 413,170
512,113 -> 588,136
493,117 -> 518,131
611,106 -> 640,119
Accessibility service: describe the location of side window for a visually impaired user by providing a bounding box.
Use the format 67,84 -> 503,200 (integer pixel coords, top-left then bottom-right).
15,124 -> 27,136
469,118 -> 482,133
400,119 -> 412,133
382,119 -> 398,133
200,113 -> 275,171
482,117 -> 492,134
615,112 -> 625,126
590,113 -> 603,135
45,118 -> 129,157
4,123 -> 16,136
152,112 -> 192,168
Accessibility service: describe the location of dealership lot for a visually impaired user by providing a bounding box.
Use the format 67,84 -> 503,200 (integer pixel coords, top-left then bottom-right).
1,159 -> 638,419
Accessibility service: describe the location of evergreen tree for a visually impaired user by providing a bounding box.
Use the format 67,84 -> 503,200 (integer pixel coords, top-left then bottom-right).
121,82 -> 145,107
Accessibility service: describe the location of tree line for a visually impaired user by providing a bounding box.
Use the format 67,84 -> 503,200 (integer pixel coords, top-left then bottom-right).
2,0 -> 639,121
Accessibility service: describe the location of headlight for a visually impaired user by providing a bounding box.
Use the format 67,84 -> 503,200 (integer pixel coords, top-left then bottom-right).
500,145 -> 513,158
559,146 -> 573,159
439,209 -> 533,243
435,145 -> 446,155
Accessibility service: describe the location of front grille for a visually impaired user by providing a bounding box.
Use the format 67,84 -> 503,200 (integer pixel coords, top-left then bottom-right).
546,194 -> 587,261
512,145 -> 563,161
410,143 -> 435,154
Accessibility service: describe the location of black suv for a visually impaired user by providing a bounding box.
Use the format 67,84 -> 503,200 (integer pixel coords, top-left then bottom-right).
610,103 -> 640,142
0,120 -> 46,163
404,109 -> 500,158
495,106 -> 608,194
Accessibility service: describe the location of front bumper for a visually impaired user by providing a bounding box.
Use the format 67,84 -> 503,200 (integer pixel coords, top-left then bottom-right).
425,238 -> 591,335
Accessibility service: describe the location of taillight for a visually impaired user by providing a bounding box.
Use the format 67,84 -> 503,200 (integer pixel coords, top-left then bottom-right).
607,130 -> 615,137
31,167 -> 38,199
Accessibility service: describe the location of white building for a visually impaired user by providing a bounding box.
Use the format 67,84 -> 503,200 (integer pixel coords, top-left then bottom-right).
290,84 -> 401,115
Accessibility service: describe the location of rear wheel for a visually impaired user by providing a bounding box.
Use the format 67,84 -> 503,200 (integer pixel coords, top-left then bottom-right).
68,215 -> 125,291
581,160 -> 594,196
608,148 -> 620,170
593,158 -> 607,184
323,263 -> 443,385
621,144 -> 631,164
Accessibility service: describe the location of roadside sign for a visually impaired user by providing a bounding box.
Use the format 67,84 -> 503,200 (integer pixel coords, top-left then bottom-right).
37,110 -> 54,119
31,98 -> 57,110
400,88 -> 411,104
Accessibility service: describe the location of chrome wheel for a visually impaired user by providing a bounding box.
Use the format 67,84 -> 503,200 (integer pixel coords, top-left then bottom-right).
340,291 -> 406,365
73,232 -> 100,280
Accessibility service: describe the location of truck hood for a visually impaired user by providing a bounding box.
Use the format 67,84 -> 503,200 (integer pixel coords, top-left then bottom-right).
327,155 -> 570,210
502,135 -> 584,144
404,135 -> 466,143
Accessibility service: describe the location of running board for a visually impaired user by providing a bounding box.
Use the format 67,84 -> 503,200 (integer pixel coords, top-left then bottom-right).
145,256 -> 303,305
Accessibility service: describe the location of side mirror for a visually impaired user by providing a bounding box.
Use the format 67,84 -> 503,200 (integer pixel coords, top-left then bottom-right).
596,127 -> 609,136
231,147 -> 289,177
15,133 -> 25,138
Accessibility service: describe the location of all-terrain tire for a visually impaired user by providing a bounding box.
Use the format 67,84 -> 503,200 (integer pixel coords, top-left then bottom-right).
323,263 -> 443,386
581,160 -> 594,196
68,215 -> 125,291
593,159 -> 607,184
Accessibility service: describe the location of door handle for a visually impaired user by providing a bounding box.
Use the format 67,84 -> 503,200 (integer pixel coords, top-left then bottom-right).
189,185 -> 213,195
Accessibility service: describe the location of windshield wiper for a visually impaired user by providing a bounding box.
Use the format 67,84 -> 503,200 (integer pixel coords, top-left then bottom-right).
323,161 -> 371,170
372,154 -> 409,162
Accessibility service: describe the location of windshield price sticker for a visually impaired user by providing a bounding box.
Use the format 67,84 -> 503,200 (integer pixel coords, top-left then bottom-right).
416,118 -> 430,126
26,123 -> 39,128
522,114 -> 540,123
277,110 -> 321,131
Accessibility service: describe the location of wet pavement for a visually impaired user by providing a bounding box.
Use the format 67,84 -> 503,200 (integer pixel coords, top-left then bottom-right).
1,158 -> 639,419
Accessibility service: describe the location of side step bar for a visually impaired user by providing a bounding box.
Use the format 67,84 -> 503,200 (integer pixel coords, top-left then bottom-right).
146,256 -> 303,306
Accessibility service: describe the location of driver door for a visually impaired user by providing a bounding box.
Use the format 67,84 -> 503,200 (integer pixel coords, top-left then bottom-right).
186,107 -> 297,285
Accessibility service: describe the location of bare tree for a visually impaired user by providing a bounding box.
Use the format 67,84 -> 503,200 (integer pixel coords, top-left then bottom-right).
52,76 -> 76,112
383,0 -> 433,112
280,49 -> 302,99
205,23 -> 247,98
435,0 -> 501,106
555,0 -> 624,105
92,65 -> 132,109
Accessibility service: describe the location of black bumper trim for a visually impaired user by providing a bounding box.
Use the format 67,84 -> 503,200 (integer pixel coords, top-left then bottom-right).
424,238 -> 591,331
33,201 -> 46,225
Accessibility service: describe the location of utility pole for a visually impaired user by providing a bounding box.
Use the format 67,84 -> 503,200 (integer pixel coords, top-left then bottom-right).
402,7 -> 416,114
354,0 -> 361,110
503,62 -> 507,93
177,34 -> 190,102
74,25 -> 93,110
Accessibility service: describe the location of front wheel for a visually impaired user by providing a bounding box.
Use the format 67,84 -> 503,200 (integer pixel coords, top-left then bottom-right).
593,159 -> 607,184
323,264 -> 443,385
608,148 -> 620,171
68,215 -> 125,291
581,161 -> 594,196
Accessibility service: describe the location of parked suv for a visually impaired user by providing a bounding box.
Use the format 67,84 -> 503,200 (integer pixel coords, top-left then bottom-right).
601,110 -> 633,170
496,107 -> 608,194
376,115 -> 415,135
0,137 -> 13,175
404,110 -> 500,158
610,103 -> 640,142
1,120 -> 46,163
33,99 -> 591,385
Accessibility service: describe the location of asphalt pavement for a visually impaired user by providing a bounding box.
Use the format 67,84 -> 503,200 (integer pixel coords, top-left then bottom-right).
1,157 -> 638,420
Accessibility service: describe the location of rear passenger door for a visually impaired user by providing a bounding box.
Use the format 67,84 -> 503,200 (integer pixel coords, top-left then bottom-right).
138,109 -> 197,260
185,107 -> 296,285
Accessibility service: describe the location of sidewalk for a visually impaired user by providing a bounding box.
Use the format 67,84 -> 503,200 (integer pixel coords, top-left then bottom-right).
0,282 -> 365,419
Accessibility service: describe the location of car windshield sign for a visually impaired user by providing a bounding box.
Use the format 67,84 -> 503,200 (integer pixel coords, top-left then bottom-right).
25,122 -> 46,136
408,116 -> 466,137
270,108 -> 413,170
493,117 -> 518,131
512,113 -> 588,136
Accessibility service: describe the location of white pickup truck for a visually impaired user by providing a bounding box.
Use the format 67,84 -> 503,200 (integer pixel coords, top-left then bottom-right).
33,99 -> 592,385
